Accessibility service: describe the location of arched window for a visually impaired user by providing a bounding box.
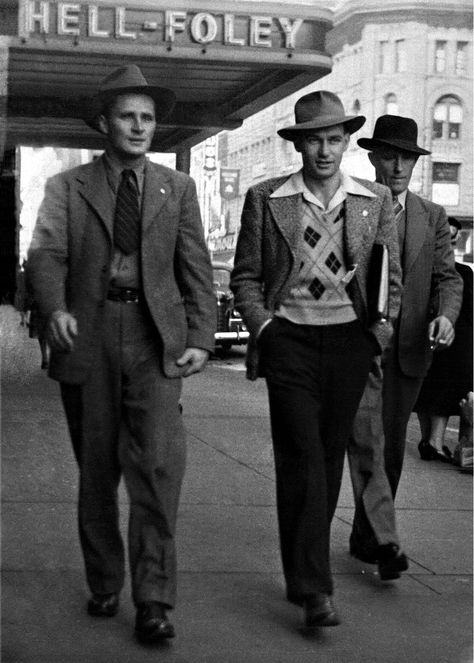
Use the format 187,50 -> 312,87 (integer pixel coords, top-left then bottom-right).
433,95 -> 463,139
352,99 -> 361,115
384,93 -> 399,115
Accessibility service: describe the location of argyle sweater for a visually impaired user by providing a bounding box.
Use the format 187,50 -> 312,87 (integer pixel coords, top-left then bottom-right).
276,199 -> 357,325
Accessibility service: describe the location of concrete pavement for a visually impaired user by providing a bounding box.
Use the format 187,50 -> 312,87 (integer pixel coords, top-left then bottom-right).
1,304 -> 472,663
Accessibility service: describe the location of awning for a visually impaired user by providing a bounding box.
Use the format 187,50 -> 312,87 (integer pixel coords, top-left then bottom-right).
3,0 -> 333,153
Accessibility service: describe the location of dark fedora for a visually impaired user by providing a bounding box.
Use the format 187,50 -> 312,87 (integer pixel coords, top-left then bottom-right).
84,65 -> 176,133
357,115 -> 430,155
277,91 -> 366,141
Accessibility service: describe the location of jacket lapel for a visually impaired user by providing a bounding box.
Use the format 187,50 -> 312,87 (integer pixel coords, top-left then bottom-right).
142,162 -> 173,235
268,194 -> 302,258
77,156 -> 114,240
344,194 -> 373,292
403,191 -> 427,275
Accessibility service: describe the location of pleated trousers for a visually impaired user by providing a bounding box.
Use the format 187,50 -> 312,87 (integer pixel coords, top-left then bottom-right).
61,299 -> 186,608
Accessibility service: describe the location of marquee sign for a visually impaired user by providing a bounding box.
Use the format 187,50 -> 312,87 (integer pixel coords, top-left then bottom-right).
19,1 -> 320,50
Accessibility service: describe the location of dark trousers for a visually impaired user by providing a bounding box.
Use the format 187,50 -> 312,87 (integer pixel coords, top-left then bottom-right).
348,346 -> 424,551
261,317 -> 375,597
382,348 -> 424,496
61,300 -> 185,608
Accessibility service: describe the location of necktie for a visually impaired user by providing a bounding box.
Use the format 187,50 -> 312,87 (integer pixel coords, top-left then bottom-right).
393,195 -> 406,255
113,169 -> 140,254
392,196 -> 403,220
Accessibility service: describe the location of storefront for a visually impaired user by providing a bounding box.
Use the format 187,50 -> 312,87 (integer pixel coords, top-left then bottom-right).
0,0 -> 334,300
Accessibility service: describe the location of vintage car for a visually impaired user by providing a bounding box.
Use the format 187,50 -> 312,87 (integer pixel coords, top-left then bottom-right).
212,261 -> 249,352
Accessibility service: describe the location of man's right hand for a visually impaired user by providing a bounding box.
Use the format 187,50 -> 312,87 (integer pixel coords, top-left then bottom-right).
47,311 -> 78,352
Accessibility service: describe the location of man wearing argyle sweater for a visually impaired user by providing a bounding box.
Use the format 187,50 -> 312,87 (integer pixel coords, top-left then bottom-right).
230,91 -> 402,630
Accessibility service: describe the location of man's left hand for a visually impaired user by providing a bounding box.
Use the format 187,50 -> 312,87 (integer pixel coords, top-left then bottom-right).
176,347 -> 210,377
428,315 -> 455,350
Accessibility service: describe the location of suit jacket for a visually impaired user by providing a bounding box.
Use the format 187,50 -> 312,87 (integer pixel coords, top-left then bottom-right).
396,191 -> 463,377
27,156 -> 215,384
230,173 -> 402,380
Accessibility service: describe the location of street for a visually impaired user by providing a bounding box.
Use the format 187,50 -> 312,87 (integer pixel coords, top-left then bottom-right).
1,305 -> 472,663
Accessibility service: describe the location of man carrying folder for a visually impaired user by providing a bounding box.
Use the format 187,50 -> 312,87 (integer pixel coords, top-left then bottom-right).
348,115 -> 463,579
231,92 -> 402,628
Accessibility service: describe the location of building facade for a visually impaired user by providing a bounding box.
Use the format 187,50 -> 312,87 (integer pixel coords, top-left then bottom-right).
197,0 -> 473,263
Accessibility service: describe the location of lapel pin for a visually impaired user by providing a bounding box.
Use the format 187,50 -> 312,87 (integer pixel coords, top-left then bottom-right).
160,188 -> 166,194
362,210 -> 368,217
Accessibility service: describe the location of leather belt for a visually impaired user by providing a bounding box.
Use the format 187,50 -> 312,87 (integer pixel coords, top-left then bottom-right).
107,287 -> 142,303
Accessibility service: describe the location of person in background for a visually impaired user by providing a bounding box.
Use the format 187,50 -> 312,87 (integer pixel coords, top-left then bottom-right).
347,116 -> 463,577
231,91 -> 402,629
27,65 -> 215,644
414,217 -> 473,461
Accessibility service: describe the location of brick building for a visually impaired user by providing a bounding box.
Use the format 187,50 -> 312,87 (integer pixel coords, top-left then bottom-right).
198,0 -> 473,263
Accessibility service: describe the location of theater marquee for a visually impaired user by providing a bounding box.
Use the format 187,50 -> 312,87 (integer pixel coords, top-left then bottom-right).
19,1 -> 314,50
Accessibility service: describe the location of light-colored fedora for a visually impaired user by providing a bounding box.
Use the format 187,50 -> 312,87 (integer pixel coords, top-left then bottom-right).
84,64 -> 176,133
277,90 -> 366,141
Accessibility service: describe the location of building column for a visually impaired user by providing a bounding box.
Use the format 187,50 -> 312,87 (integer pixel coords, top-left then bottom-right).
0,37 -> 9,167
175,148 -> 191,174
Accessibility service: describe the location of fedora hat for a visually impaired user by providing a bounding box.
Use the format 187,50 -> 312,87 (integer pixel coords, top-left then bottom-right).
277,91 -> 366,141
357,115 -> 430,155
84,65 -> 176,133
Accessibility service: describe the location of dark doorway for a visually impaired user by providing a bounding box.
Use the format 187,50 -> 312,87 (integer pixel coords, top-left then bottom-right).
0,148 -> 18,304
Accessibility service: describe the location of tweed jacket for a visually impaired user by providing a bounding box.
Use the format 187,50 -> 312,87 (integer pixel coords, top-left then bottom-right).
230,173 -> 402,380
27,156 -> 215,384
395,191 -> 462,378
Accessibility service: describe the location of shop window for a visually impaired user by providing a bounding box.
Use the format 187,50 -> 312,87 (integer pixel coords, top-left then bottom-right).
432,162 -> 460,206
384,93 -> 399,115
432,96 -> 462,139
435,40 -> 447,73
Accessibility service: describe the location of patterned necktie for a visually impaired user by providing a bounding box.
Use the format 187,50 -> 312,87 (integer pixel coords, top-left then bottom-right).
113,169 -> 140,254
393,195 -> 403,220
393,195 -> 406,254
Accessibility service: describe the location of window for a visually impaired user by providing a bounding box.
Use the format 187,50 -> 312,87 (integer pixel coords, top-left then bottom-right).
435,40 -> 447,73
433,96 -> 463,139
378,41 -> 389,74
384,93 -> 399,115
352,99 -> 361,114
456,41 -> 468,75
432,162 -> 460,206
395,40 -> 407,72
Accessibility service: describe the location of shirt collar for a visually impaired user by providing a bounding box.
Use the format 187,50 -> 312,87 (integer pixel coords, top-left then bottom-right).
270,169 -> 376,210
393,189 -> 408,209
103,153 -> 146,194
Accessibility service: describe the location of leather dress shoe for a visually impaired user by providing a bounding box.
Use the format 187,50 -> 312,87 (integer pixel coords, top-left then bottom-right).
304,593 -> 340,627
418,439 -> 451,463
135,602 -> 175,643
286,591 -> 304,606
377,543 -> 409,580
87,592 -> 119,617
349,541 -> 378,565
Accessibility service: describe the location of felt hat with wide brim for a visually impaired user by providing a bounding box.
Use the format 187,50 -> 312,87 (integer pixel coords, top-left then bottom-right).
357,114 -> 431,155
277,90 -> 366,140
84,65 -> 176,133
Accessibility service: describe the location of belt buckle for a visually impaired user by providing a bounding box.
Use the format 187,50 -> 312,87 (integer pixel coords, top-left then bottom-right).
122,288 -> 139,303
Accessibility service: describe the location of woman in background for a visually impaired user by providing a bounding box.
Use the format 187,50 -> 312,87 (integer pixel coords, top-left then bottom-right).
415,217 -> 473,462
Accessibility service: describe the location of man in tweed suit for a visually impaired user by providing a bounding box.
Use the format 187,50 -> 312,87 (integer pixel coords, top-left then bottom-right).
347,115 -> 463,578
230,92 -> 402,629
27,66 -> 215,644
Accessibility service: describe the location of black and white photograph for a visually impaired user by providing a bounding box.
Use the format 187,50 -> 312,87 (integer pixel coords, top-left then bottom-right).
1,1 -> 472,661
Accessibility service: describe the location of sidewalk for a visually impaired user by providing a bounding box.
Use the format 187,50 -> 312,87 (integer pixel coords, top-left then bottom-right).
1,304 -> 472,663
